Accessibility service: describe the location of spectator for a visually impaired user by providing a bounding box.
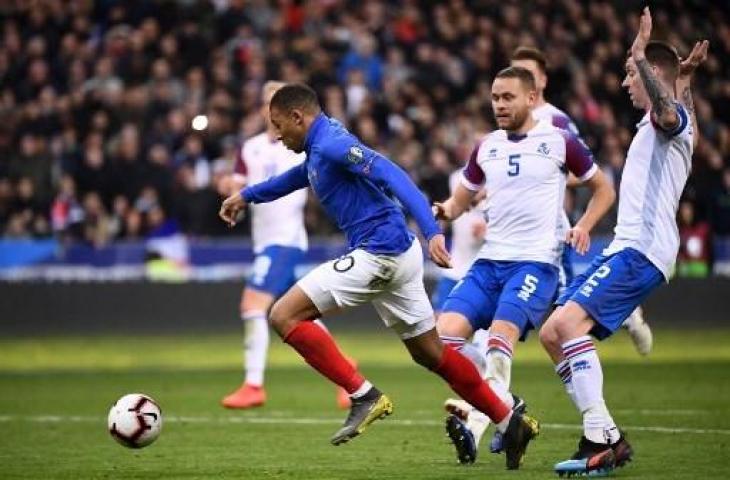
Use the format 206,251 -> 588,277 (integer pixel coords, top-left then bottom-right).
0,0 -> 724,254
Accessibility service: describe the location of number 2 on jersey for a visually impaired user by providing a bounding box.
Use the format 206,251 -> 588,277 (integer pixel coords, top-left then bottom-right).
508,154 -> 520,176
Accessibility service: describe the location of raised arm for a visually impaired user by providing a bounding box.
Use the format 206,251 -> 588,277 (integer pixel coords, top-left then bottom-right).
630,7 -> 679,131
676,40 -> 709,149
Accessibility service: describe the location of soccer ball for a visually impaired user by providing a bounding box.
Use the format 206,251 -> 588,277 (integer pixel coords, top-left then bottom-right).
108,393 -> 163,448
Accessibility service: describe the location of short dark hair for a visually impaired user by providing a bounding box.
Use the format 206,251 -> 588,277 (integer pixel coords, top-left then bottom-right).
495,66 -> 536,91
645,41 -> 680,81
269,83 -> 320,113
511,46 -> 547,73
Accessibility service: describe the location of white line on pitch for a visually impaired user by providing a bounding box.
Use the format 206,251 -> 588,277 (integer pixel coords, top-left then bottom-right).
0,414 -> 728,436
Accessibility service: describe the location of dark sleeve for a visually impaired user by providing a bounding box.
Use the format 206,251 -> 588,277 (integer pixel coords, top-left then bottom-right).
560,129 -> 598,181
233,146 -> 247,176
241,163 -> 308,203
461,143 -> 485,190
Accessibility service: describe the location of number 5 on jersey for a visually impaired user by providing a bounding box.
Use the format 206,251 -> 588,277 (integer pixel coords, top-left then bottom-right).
508,154 -> 521,176
517,274 -> 538,301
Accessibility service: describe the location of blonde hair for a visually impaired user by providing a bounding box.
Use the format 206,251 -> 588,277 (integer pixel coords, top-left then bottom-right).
262,81 -> 286,103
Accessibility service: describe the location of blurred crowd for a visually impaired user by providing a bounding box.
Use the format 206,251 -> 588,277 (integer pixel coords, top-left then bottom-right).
0,0 -> 728,274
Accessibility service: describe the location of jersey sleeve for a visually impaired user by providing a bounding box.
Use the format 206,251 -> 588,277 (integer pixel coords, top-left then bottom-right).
461,143 -> 485,191
241,162 -> 309,204
560,129 -> 597,182
326,138 -> 442,241
232,146 -> 247,183
551,113 -> 580,137
650,102 -> 690,137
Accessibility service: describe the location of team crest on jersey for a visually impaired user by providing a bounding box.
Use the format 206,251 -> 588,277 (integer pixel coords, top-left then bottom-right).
537,142 -> 550,155
347,145 -> 364,164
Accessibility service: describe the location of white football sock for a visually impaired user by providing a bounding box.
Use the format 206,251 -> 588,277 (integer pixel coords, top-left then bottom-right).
350,380 -> 373,399
485,333 -> 514,404
562,336 -> 617,444
242,310 -> 269,386
555,359 -> 578,407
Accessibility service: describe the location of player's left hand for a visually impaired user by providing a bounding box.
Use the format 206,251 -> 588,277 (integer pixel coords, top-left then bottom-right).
566,226 -> 591,255
428,233 -> 452,268
219,192 -> 246,227
630,7 -> 652,61
679,40 -> 709,79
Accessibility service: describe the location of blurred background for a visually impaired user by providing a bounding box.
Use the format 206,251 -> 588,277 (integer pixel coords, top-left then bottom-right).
0,0 -> 729,335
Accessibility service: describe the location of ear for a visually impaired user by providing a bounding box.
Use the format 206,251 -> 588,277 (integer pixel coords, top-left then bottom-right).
291,108 -> 305,125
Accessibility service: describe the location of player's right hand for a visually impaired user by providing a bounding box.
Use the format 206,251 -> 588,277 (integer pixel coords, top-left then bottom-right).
566,226 -> 590,255
219,192 -> 246,227
428,233 -> 452,268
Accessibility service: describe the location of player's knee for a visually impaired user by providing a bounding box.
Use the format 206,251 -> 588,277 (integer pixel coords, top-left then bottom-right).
268,300 -> 292,335
539,321 -> 560,351
436,312 -> 472,338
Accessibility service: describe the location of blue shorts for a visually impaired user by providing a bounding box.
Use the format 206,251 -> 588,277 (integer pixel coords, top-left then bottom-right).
431,277 -> 458,311
247,246 -> 305,297
558,246 -> 575,297
556,247 -> 664,340
442,259 -> 559,339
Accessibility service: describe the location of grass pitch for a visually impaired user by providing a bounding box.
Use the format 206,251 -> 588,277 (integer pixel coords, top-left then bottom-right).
1,329 -> 729,479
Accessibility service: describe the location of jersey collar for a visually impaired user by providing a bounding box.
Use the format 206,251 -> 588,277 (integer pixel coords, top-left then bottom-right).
304,113 -> 328,153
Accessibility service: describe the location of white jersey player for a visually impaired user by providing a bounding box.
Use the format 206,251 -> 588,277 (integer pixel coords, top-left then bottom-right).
512,47 -> 653,356
434,66 -> 615,465
221,81 -> 350,410
542,10 -> 706,476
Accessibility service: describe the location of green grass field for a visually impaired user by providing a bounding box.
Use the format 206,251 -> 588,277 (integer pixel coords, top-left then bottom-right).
1,329 -> 729,479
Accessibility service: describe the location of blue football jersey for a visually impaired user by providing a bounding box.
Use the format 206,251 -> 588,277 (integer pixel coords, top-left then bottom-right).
243,113 -> 441,254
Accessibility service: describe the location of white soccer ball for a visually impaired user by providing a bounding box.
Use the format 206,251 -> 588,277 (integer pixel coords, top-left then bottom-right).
108,393 -> 163,448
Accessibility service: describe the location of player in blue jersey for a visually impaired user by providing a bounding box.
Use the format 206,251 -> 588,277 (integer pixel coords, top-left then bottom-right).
541,9 -> 707,476
219,83 -> 539,469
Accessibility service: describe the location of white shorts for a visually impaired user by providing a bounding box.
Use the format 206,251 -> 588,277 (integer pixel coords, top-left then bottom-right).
297,239 -> 435,339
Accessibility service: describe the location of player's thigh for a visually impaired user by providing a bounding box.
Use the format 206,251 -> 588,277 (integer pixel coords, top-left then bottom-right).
440,260 -> 500,332
495,262 -> 559,338
372,240 -> 435,340
296,249 -> 385,317
563,248 -> 664,340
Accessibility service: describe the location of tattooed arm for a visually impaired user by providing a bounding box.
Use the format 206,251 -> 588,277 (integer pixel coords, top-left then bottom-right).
630,8 -> 679,131
635,57 -> 680,131
676,40 -> 709,149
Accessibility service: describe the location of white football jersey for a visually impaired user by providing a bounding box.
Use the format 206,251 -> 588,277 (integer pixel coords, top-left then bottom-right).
441,170 -> 485,280
532,102 -> 581,237
603,105 -> 693,279
236,132 -> 308,253
462,119 -> 597,265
